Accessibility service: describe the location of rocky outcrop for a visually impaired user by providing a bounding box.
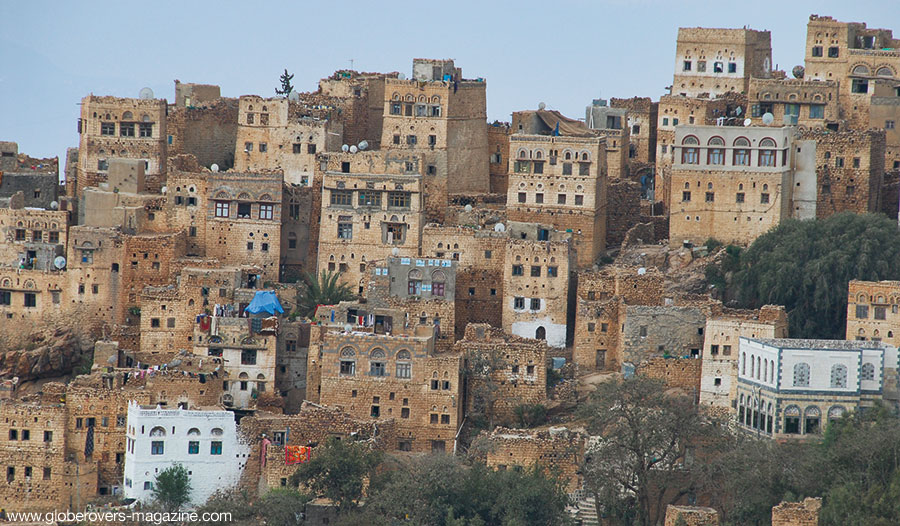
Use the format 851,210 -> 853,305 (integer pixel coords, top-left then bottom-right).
0,328 -> 90,381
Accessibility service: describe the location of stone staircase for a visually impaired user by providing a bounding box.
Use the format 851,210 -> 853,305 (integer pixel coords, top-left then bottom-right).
568,489 -> 600,526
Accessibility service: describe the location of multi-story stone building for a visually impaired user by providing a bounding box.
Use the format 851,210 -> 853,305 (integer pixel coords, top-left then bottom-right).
507,110 -> 607,268
315,326 -> 463,453
673,27 -> 774,98
747,78 -> 841,129
699,306 -> 788,412
668,125 -> 796,247
233,95 -> 343,186
735,337 -> 897,440
584,99 -> 630,179
380,59 -> 489,221
74,95 -> 167,216
316,150 -> 424,293
610,97 -> 658,181
501,229 -> 574,348
846,280 -> 900,346
167,81 -> 239,172
487,122 -> 510,195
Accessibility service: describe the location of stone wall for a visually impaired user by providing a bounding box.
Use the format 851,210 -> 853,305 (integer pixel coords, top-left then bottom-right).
771,497 -> 821,526
481,427 -> 583,493
664,505 -> 720,526
638,357 -> 702,400
606,179 -> 642,249
166,98 -> 238,171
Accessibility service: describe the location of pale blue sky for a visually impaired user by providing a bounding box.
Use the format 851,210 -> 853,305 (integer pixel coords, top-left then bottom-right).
0,0 -> 896,163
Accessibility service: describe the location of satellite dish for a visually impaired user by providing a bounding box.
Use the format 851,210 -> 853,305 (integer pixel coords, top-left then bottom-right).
494,223 -> 506,232
210,163 -> 219,172
341,144 -> 350,152
538,102 -> 546,110
392,247 -> 400,256
358,140 -> 369,151
288,91 -> 300,101
50,201 -> 59,210
637,267 -> 647,275
398,73 -> 407,80
762,112 -> 775,125
349,145 -> 358,153
53,256 -> 66,269
139,87 -> 154,100
464,204 -> 473,212
161,186 -> 167,194
743,118 -> 752,127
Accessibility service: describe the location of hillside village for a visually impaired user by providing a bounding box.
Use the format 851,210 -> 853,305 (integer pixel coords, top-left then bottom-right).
3,13 -> 900,526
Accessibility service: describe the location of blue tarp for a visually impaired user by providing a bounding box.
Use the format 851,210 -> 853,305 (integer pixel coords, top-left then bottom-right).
244,291 -> 284,315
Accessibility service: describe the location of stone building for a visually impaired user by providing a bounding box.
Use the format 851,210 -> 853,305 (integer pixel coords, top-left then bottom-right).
622,305 -> 706,371
0,141 -> 60,210
507,110 -> 608,268
0,204 -> 68,271
584,99 -> 630,179
380,59 -> 489,221
487,122 -> 510,195
280,182 -> 320,280
123,402 -> 248,506
747,78 -> 841,129
655,95 -> 730,209
167,82 -> 239,171
673,27 -> 773,98
735,337 -> 897,440
699,306 -> 788,412
74,95 -> 168,211
668,125 -> 796,247
797,128 -> 885,218
316,150 -> 424,293
481,426 -> 583,494
573,265 -> 665,372
803,15 -> 900,170
501,230 -> 574,348
846,279 -> 900,346
610,97 -> 659,173
455,324 -> 549,423
233,95 -> 343,186
318,69 -> 394,149
314,326 -> 463,453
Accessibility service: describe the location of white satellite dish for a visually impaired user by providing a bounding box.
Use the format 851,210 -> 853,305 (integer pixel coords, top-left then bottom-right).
743,118 -> 752,127
358,140 -> 369,151
637,267 -> 647,275
349,145 -> 358,153
53,256 -> 66,269
49,201 -> 59,210
494,223 -> 506,232
398,73 -> 407,80
210,163 -> 219,172
762,112 -> 775,125
538,102 -> 546,110
288,91 -> 300,101
464,204 -> 473,212
341,144 -> 350,152
139,87 -> 154,100
161,186 -> 167,194
391,247 -> 400,256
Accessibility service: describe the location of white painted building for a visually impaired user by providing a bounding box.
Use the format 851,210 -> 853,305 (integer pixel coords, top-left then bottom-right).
123,402 -> 249,506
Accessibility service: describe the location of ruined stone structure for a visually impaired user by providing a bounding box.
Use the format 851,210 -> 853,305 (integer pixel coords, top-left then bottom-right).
771,497 -> 822,526
481,426 -> 583,493
673,27 -> 773,98
664,505 -> 720,526
316,150 -> 424,293
507,110 -> 608,268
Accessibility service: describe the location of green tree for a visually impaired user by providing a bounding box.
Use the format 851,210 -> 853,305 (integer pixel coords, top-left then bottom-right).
728,213 -> 900,338
275,69 -> 294,97
290,437 -> 381,515
513,403 -> 547,428
578,376 -> 730,526
152,464 -> 192,511
296,270 -> 356,318
257,487 -> 311,526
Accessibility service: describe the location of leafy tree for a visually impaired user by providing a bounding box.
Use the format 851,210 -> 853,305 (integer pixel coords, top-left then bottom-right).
296,270 -> 356,318
152,464 -> 192,511
728,213 -> 900,338
290,437 -> 381,515
513,403 -> 547,428
275,69 -> 294,97
258,487 -> 311,526
463,346 -> 508,429
578,376 -> 729,526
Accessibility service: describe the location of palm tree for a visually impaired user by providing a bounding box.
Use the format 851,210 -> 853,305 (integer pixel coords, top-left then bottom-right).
296,270 -> 356,318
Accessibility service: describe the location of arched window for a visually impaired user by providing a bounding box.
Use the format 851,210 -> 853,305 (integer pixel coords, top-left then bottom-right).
564,151 -> 572,161
793,363 -> 810,387
759,138 -> 776,167
750,355 -> 755,378
122,111 -> 133,120
741,352 -> 746,375
804,406 -> 821,434
149,426 -> 166,437
708,136 -> 725,165
535,327 -> 546,340
830,364 -> 848,388
733,137 -> 750,166
852,65 -> 870,76
408,269 -> 423,296
861,362 -> 876,381
370,348 -> 386,359
733,137 -> 750,147
340,347 -> 355,357
763,360 -> 768,381
211,428 -> 223,436
682,135 -> 699,145
784,405 -> 801,434
828,405 -> 846,423
759,138 -> 776,148
876,66 -> 894,77
396,350 -> 412,379
432,270 -> 447,297
581,152 -> 589,161
187,428 -> 200,436
340,347 -> 356,376
707,136 -> 725,146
